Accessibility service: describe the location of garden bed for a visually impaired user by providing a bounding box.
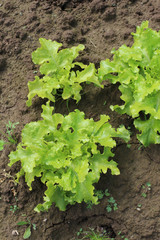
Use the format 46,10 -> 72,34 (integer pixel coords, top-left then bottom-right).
0,0 -> 160,239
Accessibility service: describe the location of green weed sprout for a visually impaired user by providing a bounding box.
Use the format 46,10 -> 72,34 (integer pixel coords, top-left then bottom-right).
0,121 -> 19,151
76,227 -> 114,240
17,218 -> 36,239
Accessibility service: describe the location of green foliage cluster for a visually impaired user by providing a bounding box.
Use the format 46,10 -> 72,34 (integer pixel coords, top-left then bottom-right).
98,21 -> 160,146
141,182 -> 151,198
87,189 -> 118,213
10,204 -> 19,213
106,196 -> 118,213
27,38 -> 103,106
9,102 -> 129,211
8,32 -> 132,212
8,20 -> 159,214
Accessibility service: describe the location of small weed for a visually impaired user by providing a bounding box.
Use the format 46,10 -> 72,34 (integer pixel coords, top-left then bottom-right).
95,190 -> 105,200
146,182 -> 151,189
137,204 -> 142,208
138,143 -> 143,151
106,197 -> 118,213
77,228 -> 83,237
75,227 -> 114,240
127,126 -> 132,136
118,231 -> 128,240
136,204 -> 142,211
86,201 -> 94,209
17,218 -> 36,239
104,189 -> 110,197
75,228 -> 129,240
141,182 -> 151,198
10,196 -> 19,213
86,189 -> 118,213
86,190 -> 104,209
103,101 -> 107,106
0,121 -> 19,151
141,193 -> 147,198
10,204 -> 19,213
106,205 -> 112,213
6,121 -> 19,140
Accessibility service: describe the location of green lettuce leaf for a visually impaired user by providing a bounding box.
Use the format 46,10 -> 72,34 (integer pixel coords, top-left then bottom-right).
134,117 -> 160,147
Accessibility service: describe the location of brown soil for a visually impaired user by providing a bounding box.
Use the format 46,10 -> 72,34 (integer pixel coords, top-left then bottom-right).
1,0 -> 160,239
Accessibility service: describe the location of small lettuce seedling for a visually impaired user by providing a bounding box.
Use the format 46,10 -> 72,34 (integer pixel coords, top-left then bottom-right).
98,21 -> 160,147
9,102 -> 129,212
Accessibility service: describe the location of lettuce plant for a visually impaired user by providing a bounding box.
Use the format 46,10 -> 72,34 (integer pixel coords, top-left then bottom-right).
9,102 -> 129,212
98,21 -> 160,147
27,38 -> 103,106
